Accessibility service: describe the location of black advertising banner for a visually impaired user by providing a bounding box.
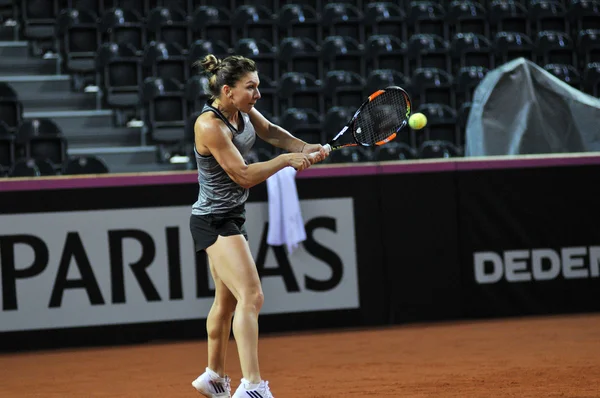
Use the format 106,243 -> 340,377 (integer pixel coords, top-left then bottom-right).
457,165 -> 600,318
379,168 -> 462,323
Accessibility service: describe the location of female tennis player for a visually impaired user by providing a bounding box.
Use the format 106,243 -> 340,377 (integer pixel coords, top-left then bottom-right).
190,54 -> 328,398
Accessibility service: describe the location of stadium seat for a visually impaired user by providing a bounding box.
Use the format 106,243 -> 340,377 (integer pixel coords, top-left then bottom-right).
447,0 -> 489,37
146,6 -> 190,48
407,34 -> 451,76
112,0 -> 148,15
278,72 -> 324,114
255,74 -> 278,116
100,8 -> 146,50
9,158 -> 35,177
535,31 -> 577,67
366,69 -> 411,96
322,3 -> 365,43
407,0 -> 449,40
543,63 -> 582,88
323,106 -> 355,139
141,77 -> 186,143
411,67 -> 455,108
233,5 -> 277,45
188,39 -> 230,67
190,6 -> 233,46
184,74 -> 211,113
20,0 -> 59,40
451,32 -> 495,72
569,0 -> 600,33
31,157 -> 57,175
278,36 -> 322,78
373,141 -> 417,161
578,29 -> 600,66
583,62 -> 600,96
493,31 -> 534,64
63,155 -> 110,174
277,4 -> 321,43
142,41 -> 188,83
234,38 -> 278,79
489,0 -> 530,36
326,146 -> 371,163
416,103 -> 459,145
16,118 -> 67,168
0,126 -> 15,172
95,42 -> 143,108
16,118 -> 62,141
364,2 -> 407,41
321,35 -> 366,77
323,70 -> 365,108
56,8 -> 101,73
529,0 -> 569,33
65,0 -> 105,16
457,101 -> 472,145
455,66 -> 489,104
365,34 -> 408,75
233,0 -> 278,13
25,137 -> 67,170
279,107 -> 323,145
418,140 -> 462,159
0,83 -> 23,134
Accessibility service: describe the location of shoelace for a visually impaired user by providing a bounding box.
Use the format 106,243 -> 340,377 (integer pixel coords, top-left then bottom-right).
224,376 -> 231,392
262,381 -> 273,398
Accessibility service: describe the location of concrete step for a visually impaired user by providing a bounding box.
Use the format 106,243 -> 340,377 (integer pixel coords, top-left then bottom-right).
0,27 -> 17,41
0,41 -> 28,57
0,75 -> 71,97
66,126 -> 143,147
67,145 -> 166,173
0,55 -> 59,76
23,109 -> 114,135
19,91 -> 99,112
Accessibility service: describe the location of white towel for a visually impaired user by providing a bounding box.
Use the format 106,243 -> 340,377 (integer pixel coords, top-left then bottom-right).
266,166 -> 306,253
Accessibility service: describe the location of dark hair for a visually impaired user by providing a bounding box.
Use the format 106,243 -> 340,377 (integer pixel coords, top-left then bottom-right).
196,54 -> 257,99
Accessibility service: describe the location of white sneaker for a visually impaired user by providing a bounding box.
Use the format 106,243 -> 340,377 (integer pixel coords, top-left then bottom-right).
192,368 -> 231,397
232,379 -> 274,398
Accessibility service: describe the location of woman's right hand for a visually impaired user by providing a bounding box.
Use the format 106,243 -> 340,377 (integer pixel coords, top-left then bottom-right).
285,153 -> 312,171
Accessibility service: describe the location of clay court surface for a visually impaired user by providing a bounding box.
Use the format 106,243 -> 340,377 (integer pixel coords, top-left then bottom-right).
2,313 -> 600,397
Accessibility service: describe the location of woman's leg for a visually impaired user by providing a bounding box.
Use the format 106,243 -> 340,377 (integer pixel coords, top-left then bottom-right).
205,256 -> 237,376
206,234 -> 264,384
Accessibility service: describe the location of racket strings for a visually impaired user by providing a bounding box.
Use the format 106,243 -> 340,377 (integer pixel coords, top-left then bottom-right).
355,89 -> 409,146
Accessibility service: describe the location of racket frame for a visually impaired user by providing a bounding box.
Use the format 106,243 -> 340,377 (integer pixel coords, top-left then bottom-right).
325,86 -> 412,152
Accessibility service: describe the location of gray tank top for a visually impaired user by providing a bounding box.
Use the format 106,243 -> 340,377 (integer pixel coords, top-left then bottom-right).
191,101 -> 256,215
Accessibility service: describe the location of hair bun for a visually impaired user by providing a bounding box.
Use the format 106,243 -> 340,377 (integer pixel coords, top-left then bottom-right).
200,54 -> 222,74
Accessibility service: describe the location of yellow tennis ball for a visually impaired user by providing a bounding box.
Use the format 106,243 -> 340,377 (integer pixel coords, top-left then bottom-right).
409,113 -> 427,130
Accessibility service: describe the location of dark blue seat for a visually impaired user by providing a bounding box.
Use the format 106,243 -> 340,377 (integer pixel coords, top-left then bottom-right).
277,4 -> 321,43
278,72 -> 324,114
146,6 -> 190,48
364,2 -> 407,41
278,36 -> 321,78
56,8 -> 100,73
141,77 -> 186,143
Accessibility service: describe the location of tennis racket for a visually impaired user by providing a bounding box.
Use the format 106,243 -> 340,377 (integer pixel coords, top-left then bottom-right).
316,86 -> 412,157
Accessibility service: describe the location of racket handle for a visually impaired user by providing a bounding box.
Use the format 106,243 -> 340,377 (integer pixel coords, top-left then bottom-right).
323,144 -> 331,154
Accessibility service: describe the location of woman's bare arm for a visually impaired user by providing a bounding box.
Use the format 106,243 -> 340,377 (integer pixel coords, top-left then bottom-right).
248,108 -> 307,153
195,117 -> 310,189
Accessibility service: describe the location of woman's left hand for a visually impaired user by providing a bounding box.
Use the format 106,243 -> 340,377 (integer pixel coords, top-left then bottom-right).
302,143 -> 329,164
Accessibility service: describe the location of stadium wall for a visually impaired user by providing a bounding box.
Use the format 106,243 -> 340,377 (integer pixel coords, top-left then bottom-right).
1,155 -> 600,351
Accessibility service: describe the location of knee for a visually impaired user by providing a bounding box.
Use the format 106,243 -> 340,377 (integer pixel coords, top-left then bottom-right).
239,289 -> 264,313
212,298 -> 236,319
